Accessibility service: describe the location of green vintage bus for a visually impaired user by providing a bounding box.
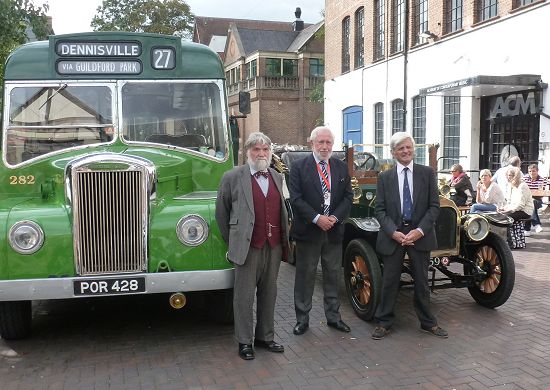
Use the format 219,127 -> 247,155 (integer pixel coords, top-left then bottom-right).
0,32 -> 236,339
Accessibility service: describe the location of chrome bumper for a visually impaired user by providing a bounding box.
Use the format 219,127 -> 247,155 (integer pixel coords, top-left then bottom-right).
0,269 -> 234,301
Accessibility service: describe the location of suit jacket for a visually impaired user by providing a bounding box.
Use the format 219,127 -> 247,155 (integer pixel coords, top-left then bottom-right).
375,163 -> 440,256
289,154 -> 353,242
215,165 -> 289,265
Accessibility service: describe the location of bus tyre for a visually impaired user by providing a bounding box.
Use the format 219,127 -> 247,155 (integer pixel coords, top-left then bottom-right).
208,288 -> 234,324
466,232 -> 515,308
0,301 -> 32,340
344,239 -> 382,321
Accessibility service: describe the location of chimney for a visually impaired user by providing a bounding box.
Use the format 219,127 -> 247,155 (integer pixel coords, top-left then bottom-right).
293,7 -> 304,31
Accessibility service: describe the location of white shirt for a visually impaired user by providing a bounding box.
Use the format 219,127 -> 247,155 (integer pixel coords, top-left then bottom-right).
249,166 -> 269,197
396,161 -> 414,215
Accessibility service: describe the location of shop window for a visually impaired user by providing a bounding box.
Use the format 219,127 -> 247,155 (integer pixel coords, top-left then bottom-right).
443,96 -> 461,169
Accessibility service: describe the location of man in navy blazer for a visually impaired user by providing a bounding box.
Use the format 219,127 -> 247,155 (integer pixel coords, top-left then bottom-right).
372,132 -> 448,340
289,126 -> 353,335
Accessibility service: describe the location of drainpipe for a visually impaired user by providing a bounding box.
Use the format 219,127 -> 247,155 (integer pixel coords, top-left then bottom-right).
403,0 -> 409,131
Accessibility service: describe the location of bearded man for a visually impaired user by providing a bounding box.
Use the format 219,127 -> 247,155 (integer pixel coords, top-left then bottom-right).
215,132 -> 289,360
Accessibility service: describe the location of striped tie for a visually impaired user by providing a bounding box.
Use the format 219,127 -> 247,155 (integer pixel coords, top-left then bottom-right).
319,160 -> 330,216
402,167 -> 412,221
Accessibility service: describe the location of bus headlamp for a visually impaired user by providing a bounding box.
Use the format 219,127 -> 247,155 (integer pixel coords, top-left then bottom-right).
9,221 -> 45,254
463,214 -> 489,241
176,215 -> 208,246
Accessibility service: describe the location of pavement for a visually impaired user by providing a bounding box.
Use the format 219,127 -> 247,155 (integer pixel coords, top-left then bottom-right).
1,225 -> 550,389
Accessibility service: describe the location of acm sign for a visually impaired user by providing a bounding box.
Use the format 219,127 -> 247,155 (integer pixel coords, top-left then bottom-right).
489,91 -> 540,119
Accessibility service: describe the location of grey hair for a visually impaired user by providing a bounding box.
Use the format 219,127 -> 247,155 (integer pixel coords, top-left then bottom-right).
244,132 -> 272,150
479,169 -> 492,177
390,132 -> 415,151
509,156 -> 521,167
309,126 -> 334,143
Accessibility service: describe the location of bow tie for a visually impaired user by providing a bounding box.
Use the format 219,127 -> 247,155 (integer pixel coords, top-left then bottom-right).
253,171 -> 269,179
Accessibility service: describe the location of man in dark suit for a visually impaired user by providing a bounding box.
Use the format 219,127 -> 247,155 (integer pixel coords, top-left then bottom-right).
372,132 -> 448,340
289,126 -> 353,335
216,132 -> 289,360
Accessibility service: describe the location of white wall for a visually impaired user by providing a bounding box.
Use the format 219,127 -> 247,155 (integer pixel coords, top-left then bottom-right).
325,2 -> 550,172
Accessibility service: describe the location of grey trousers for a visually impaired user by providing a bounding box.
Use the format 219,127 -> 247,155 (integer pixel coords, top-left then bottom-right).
233,244 -> 282,344
374,244 -> 437,329
294,234 -> 343,324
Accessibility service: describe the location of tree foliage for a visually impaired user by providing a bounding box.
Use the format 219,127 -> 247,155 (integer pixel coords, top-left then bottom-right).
91,0 -> 193,38
0,0 -> 50,103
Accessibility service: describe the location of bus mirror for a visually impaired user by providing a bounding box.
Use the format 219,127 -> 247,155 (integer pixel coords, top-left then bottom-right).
238,91 -> 251,115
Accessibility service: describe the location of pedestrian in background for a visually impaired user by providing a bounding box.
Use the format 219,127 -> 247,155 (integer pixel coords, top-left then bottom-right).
470,169 -> 505,213
372,132 -> 448,340
448,163 -> 474,206
215,132 -> 289,360
289,126 -> 353,336
523,164 -> 546,235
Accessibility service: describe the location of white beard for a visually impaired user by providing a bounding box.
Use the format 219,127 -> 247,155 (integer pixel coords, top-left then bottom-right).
247,153 -> 271,171
313,150 -> 332,161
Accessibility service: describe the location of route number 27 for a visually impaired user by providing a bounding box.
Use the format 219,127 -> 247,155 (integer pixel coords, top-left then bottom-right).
152,48 -> 175,70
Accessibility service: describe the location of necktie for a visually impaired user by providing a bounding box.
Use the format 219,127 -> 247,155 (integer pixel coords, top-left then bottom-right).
319,160 -> 330,216
253,171 -> 269,179
402,167 -> 412,221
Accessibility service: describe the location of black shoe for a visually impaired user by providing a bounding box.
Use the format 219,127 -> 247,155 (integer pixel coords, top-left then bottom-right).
254,339 -> 284,353
421,325 -> 448,338
293,322 -> 309,335
371,326 -> 390,340
238,343 -> 255,360
327,320 -> 350,333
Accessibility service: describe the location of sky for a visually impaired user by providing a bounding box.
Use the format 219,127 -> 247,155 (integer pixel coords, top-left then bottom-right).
46,0 -> 325,35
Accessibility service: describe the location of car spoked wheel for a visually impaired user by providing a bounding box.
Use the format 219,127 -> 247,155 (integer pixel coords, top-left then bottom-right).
344,239 -> 381,321
475,245 -> 501,293
466,232 -> 515,308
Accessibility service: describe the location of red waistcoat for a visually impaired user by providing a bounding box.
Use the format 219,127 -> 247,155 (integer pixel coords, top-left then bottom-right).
250,175 -> 282,249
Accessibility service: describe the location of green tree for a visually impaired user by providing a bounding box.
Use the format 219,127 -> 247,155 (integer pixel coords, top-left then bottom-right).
0,0 -> 50,102
91,0 -> 193,38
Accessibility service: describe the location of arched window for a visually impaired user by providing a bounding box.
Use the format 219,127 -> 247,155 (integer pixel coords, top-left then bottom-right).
354,7 -> 364,68
342,17 -> 351,73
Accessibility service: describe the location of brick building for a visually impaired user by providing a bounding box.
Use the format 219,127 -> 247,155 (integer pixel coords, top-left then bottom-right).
193,10 -> 325,157
324,0 -> 549,178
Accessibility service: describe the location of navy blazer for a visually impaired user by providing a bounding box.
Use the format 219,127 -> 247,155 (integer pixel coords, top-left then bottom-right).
375,163 -> 440,255
289,154 -> 353,242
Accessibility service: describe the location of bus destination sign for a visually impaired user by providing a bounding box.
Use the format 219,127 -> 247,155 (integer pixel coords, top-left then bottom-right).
56,42 -> 142,57
55,41 -> 143,75
57,60 -> 142,75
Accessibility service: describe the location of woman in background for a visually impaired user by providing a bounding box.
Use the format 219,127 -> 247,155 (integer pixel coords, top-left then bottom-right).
499,167 -> 534,221
470,169 -> 505,213
448,164 -> 474,206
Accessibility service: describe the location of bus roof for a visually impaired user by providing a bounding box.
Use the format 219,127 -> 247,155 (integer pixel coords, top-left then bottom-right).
4,32 -> 224,81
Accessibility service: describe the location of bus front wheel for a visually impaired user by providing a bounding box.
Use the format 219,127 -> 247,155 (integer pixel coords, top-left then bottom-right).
0,300 -> 32,340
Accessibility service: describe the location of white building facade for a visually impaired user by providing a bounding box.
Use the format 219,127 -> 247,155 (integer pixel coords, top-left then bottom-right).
324,0 -> 549,178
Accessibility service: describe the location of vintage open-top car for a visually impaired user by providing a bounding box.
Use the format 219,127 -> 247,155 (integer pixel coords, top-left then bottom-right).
274,143 -> 515,322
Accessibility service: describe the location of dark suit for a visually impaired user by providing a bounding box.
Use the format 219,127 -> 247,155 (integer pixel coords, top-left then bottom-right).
215,164 -> 289,344
374,163 -> 440,329
289,154 -> 352,323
